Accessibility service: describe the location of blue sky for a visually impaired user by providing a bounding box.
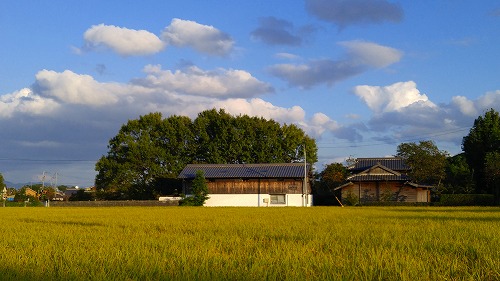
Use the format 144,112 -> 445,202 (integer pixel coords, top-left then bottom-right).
1,1 -> 499,187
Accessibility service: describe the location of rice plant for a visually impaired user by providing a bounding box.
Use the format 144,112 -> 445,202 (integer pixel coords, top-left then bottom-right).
0,206 -> 498,280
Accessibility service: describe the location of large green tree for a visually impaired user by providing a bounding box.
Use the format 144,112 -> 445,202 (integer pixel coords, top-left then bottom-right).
95,109 -> 317,199
396,140 -> 448,185
443,153 -> 475,194
462,109 -> 500,198
95,113 -> 194,199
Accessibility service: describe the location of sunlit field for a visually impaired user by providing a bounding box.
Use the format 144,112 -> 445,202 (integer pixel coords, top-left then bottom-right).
0,206 -> 498,280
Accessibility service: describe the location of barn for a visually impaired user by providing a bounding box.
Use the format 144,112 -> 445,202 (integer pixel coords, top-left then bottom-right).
334,157 -> 431,204
178,163 -> 312,207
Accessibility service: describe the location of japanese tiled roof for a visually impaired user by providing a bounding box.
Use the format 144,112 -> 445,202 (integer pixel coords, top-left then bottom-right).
347,174 -> 411,182
348,157 -> 410,172
178,163 -> 309,179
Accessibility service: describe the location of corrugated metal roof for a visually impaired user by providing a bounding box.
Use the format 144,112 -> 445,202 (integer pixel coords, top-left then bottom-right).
349,157 -> 409,171
178,163 -> 309,179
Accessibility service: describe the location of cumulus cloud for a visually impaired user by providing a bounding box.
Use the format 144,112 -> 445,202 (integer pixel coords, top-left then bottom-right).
83,24 -> 165,56
350,81 -> 500,147
161,18 -> 234,56
354,81 -> 435,114
269,41 -> 402,88
306,0 -> 403,29
134,64 -> 274,98
32,70 -> 127,106
251,17 -> 313,46
212,98 -> 306,123
0,88 -> 60,118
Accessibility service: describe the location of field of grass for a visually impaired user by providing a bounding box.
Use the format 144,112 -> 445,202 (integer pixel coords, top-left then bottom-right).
0,206 -> 498,280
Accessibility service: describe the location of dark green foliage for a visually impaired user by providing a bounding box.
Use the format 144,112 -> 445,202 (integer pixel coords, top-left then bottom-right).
396,140 -> 448,185
314,163 -> 347,205
180,170 -> 209,206
69,189 -> 95,201
443,153 -> 475,194
96,109 -> 317,200
437,194 -> 496,206
0,173 -> 5,189
343,190 -> 359,206
462,109 -> 500,200
359,202 -> 430,207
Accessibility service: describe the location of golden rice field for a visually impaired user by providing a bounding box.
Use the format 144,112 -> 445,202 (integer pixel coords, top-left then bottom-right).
0,206 -> 498,281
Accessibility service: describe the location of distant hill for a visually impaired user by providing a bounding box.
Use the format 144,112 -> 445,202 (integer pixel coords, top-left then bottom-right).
5,181 -> 31,189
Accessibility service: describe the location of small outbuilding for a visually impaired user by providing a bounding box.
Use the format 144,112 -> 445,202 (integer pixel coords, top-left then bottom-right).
178,163 -> 312,207
334,157 -> 430,204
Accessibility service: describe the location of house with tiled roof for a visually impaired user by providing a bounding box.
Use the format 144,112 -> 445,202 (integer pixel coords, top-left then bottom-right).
334,157 -> 430,204
178,163 -> 312,207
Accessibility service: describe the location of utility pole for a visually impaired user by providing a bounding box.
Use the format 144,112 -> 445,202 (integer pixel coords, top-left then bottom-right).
303,144 -> 308,207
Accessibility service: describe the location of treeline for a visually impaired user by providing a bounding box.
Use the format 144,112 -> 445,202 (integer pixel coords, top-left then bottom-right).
95,109 -> 317,200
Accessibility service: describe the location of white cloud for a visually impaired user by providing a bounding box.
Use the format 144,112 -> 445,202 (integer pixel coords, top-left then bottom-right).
339,40 -> 403,67
33,70 -> 126,106
354,81 -> 436,114
212,98 -> 306,124
161,18 -> 234,56
136,64 -> 273,98
0,88 -> 59,118
452,96 -> 478,117
477,90 -> 500,110
83,24 -> 165,56
307,112 -> 340,137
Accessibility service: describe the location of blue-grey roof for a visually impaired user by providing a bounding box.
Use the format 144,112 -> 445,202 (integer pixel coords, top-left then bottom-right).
349,157 -> 409,171
347,174 -> 411,182
178,163 -> 310,179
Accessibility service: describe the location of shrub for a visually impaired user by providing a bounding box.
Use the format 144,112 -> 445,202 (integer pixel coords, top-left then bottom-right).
343,190 -> 359,206
180,170 -> 209,206
437,194 -> 496,206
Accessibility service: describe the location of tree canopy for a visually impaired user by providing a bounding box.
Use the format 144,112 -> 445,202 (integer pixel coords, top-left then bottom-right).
462,108 -> 500,199
396,140 -> 448,185
95,109 -> 318,199
443,153 -> 475,194
0,173 -> 5,190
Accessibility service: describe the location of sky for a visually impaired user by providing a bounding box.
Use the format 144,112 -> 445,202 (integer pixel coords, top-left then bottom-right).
1,1 -> 499,187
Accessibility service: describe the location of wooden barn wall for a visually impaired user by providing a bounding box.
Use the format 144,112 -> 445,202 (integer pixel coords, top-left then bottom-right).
184,178 -> 307,194
341,182 -> 420,203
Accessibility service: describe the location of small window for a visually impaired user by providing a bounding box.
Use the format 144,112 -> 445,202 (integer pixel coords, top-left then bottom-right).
270,194 -> 286,204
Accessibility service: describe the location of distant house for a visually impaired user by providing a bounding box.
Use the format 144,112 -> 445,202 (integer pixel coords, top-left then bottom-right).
25,188 -> 38,198
334,157 -> 430,204
1,187 -> 6,200
178,163 -> 312,207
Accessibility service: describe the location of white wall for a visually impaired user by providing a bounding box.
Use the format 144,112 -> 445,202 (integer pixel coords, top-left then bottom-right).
204,194 -> 313,207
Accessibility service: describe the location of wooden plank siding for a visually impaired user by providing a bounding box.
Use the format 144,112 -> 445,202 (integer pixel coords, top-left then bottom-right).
184,178 -> 306,194
341,182 -> 426,203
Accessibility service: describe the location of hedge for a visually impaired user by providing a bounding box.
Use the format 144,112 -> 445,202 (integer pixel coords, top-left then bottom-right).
437,194 -> 496,206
